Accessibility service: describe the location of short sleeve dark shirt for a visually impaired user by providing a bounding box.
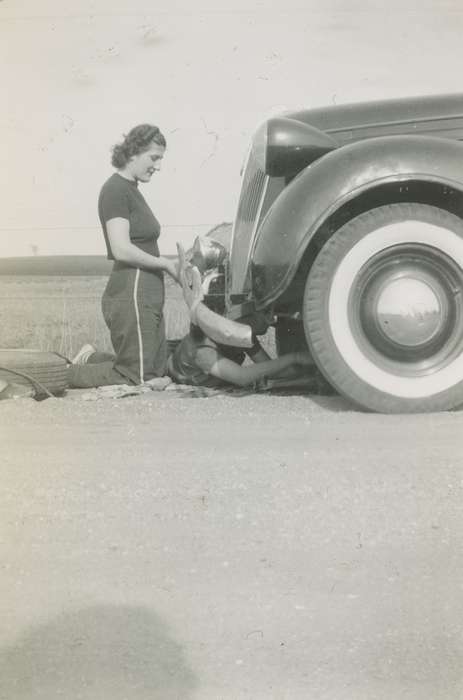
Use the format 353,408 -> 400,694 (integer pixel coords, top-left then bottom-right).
98,173 -> 161,260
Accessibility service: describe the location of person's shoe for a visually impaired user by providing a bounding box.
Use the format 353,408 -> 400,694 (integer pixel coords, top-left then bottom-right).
72,343 -> 96,365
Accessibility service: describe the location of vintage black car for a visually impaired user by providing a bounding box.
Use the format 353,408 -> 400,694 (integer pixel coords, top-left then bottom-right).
192,93 -> 463,413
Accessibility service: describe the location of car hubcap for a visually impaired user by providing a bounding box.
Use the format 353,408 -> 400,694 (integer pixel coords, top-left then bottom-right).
376,277 -> 442,346
350,244 -> 463,374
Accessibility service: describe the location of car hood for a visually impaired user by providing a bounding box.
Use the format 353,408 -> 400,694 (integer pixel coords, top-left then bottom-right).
285,92 -> 463,144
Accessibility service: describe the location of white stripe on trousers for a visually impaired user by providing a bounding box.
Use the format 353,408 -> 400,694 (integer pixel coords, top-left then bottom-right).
133,269 -> 144,384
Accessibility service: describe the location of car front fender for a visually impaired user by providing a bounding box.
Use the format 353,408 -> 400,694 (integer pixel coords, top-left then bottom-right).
251,134 -> 463,308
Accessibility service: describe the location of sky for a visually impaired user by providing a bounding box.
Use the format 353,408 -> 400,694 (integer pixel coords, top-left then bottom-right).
2,0 -> 463,256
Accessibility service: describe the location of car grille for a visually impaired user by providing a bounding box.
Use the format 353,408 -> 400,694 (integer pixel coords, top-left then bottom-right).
230,152 -> 268,295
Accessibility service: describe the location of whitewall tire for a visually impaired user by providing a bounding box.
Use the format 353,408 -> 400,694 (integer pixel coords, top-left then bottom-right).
303,204 -> 463,412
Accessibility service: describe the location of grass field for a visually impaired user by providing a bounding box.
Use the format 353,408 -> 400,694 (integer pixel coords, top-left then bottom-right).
0,228 -> 236,357
0,274 -> 275,359
0,275 -> 190,360
0,256 -> 114,276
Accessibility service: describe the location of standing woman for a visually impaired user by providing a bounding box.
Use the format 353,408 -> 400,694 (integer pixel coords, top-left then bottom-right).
69,124 -> 178,388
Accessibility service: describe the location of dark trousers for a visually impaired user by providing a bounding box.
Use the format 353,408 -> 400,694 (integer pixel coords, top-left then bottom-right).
67,351 -> 128,389
68,266 -> 167,389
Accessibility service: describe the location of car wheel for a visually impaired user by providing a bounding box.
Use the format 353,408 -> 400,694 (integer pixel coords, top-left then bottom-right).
0,349 -> 69,397
303,203 -> 463,413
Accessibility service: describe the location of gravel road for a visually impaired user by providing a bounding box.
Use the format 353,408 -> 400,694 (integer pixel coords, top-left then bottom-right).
1,390 -> 463,699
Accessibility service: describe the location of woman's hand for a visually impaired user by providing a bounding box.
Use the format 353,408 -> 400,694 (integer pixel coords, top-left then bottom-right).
164,258 -> 180,282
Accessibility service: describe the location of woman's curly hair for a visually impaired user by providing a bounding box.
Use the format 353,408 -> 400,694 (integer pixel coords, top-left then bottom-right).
111,124 -> 166,168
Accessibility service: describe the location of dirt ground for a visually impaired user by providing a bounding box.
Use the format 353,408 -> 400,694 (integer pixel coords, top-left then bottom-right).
1,389 -> 463,699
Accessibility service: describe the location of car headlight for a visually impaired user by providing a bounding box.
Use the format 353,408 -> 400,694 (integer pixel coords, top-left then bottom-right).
190,236 -> 228,274
253,117 -> 338,177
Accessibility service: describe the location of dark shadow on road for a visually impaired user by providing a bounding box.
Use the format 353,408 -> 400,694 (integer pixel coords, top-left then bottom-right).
261,386 -> 357,413
304,393 -> 357,412
175,386 -> 358,412
0,605 -> 199,699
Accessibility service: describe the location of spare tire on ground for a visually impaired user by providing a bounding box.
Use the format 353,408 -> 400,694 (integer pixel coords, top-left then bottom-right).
0,350 -> 69,398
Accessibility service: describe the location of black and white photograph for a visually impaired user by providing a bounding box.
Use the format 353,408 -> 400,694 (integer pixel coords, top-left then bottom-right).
1,1 -> 463,697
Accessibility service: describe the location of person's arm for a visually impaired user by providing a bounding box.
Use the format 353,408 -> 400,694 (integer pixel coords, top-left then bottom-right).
246,337 -> 271,363
246,335 -> 316,379
192,303 -> 253,348
177,242 -> 253,348
201,351 -> 312,387
107,218 -> 178,280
